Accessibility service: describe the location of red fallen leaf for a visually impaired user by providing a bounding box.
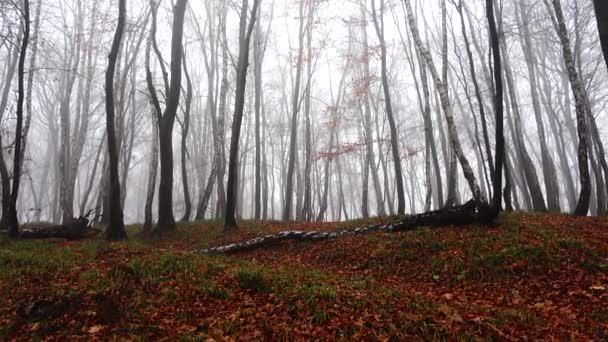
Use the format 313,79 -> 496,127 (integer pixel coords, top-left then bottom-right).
510,259 -> 528,272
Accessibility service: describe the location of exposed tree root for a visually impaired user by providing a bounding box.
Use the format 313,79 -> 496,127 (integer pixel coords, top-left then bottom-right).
198,199 -> 481,254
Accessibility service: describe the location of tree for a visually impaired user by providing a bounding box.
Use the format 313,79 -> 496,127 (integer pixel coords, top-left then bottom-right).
103,0 -> 127,240
594,0 -> 608,70
544,0 -> 591,215
516,0 -> 561,212
146,0 -> 189,234
403,0 -> 484,207
451,0 -> 493,192
283,0 -> 306,221
487,0 -> 503,217
180,48 -> 193,221
6,0 -> 29,236
224,0 -> 261,229
0,24 -> 20,230
370,0 -> 405,215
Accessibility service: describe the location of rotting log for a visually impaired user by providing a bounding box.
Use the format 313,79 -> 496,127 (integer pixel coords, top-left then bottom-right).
18,216 -> 100,240
198,199 -> 479,254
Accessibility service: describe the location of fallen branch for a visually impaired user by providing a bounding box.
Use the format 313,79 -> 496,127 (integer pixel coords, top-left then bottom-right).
19,209 -> 101,240
197,199 -> 478,254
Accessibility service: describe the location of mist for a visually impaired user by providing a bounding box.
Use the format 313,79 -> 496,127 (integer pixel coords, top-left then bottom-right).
1,0 -> 607,229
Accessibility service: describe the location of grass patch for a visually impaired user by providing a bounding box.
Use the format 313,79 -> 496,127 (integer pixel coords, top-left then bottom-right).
0,239 -> 75,283
468,244 -> 551,280
490,307 -> 540,327
234,267 -> 270,293
126,252 -> 199,284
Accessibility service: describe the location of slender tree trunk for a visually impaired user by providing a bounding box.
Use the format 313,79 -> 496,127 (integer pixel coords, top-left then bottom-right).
404,0 -> 483,206
7,0 -> 29,235
454,0 -> 494,188
360,3 -> 386,215
283,0 -> 306,221
545,0 -> 591,215
0,28 -> 20,229
180,50 -> 193,221
501,39 -> 547,212
516,1 -> 561,212
371,0 -> 405,214
254,3 -> 263,220
301,3 -> 314,222
79,134 -> 105,215
103,0 -> 127,240
225,0 -> 260,229
215,4 -> 229,218
487,0 -> 504,217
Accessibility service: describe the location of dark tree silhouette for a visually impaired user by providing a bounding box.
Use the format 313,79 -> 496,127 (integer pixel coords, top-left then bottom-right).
225,0 -> 261,230
153,0 -> 188,234
103,0 -> 127,240
487,0 -> 504,217
7,0 -> 30,237
594,0 -> 608,70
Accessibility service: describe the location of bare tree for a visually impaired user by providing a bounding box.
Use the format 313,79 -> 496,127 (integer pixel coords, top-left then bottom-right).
180,48 -> 193,221
225,0 -> 261,229
103,0 -> 127,240
0,24 -> 20,230
371,0 -> 405,214
516,0 -> 561,212
5,0 -> 29,236
404,0 -> 484,206
487,0 -> 503,217
283,0 -> 306,221
544,0 -> 591,215
146,0 -> 188,234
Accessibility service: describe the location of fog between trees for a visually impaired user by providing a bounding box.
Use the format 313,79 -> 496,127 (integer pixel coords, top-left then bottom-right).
1,0 -> 607,235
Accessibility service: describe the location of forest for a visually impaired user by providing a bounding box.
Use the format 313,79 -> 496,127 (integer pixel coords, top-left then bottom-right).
0,0 -> 607,339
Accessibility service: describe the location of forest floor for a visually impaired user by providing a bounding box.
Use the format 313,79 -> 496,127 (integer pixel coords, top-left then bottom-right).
0,212 -> 607,340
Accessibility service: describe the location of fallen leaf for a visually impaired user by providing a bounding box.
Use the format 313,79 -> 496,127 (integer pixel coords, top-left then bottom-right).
87,325 -> 103,334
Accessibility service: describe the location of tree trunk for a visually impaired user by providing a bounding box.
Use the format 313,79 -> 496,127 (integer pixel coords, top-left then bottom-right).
216,2 -> 229,217
545,0 -> 591,215
360,3 -> 386,216
180,49 -> 193,222
254,3 -> 263,221
224,0 -> 260,229
0,27 -> 20,229
143,105 -> 158,232
487,0 -> 504,217
103,0 -> 127,241
516,0 -> 561,212
371,0 -> 405,214
283,0 -> 306,221
454,0 -> 494,190
404,0 -> 483,206
152,0 -> 188,234
300,3 -> 314,222
6,0 -> 29,235
501,40 -> 547,212
594,0 -> 608,71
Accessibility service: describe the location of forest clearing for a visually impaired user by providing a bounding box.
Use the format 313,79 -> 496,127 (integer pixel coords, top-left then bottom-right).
1,212 -> 607,340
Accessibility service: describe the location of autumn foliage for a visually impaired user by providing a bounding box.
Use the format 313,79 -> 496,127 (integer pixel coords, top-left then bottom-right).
0,213 -> 607,339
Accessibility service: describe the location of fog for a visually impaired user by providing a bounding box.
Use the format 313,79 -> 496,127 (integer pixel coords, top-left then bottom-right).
1,0 -> 607,228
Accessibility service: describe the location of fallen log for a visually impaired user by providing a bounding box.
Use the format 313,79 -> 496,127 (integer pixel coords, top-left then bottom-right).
19,216 -> 101,240
197,199 -> 479,254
